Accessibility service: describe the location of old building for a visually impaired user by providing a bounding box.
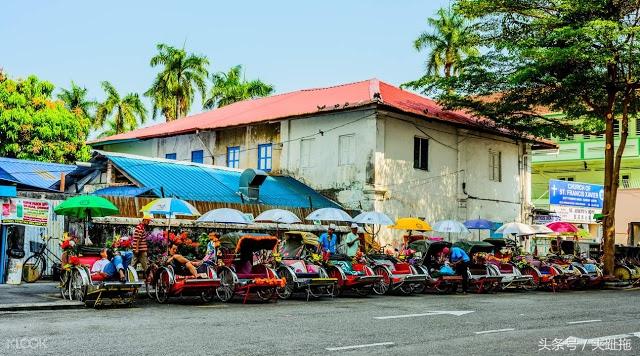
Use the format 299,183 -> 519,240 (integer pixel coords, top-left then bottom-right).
91,79 -> 553,242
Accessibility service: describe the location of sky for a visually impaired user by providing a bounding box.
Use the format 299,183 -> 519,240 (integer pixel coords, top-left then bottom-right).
1,0 -> 451,128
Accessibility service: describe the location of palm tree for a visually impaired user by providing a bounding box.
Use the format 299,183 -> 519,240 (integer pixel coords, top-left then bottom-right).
146,43 -> 209,121
203,65 -> 274,109
414,7 -> 479,78
95,81 -> 147,136
57,82 -> 97,123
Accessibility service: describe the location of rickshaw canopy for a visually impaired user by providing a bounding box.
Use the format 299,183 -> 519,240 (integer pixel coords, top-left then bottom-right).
219,232 -> 278,254
453,240 -> 495,255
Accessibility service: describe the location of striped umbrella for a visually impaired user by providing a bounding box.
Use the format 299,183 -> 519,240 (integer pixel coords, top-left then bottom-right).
140,198 -> 200,217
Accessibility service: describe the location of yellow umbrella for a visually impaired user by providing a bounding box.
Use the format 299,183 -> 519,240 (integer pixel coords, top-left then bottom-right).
389,217 -> 432,231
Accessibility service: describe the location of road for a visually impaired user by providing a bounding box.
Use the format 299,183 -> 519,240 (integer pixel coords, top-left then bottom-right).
1,289 -> 639,355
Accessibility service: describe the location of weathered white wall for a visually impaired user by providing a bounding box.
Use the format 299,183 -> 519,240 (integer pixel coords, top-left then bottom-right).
99,140 -> 155,157
154,131 -> 216,165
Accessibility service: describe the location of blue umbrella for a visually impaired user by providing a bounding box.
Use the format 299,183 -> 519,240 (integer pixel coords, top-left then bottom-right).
463,219 -> 494,240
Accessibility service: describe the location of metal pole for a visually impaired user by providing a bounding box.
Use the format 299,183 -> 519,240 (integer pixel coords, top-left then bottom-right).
0,225 -> 8,284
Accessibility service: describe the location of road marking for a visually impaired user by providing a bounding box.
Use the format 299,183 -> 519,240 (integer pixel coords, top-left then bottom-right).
326,342 -> 394,351
195,305 -> 227,308
474,328 -> 515,335
374,310 -> 474,319
567,319 -> 601,325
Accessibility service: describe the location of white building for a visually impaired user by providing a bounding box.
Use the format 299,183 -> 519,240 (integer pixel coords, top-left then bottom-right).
90,79 -> 554,243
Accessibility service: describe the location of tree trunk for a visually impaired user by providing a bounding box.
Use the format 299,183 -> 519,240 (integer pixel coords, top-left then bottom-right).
602,110 -> 615,275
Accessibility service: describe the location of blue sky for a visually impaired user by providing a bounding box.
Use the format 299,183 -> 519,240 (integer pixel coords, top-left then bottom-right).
2,0 -> 450,126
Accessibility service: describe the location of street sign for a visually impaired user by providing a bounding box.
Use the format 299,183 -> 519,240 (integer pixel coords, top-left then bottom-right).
549,179 -> 604,209
550,204 -> 601,224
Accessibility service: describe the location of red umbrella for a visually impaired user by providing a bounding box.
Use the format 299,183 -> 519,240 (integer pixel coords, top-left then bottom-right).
546,221 -> 579,233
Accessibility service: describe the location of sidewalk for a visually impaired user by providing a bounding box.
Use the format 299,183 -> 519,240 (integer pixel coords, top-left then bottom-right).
0,281 -> 83,311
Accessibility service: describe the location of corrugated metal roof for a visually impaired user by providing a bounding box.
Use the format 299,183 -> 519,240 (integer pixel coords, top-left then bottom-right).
101,152 -> 339,209
0,157 -> 77,191
93,185 -> 155,197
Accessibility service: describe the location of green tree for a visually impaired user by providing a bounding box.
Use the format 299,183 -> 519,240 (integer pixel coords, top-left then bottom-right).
57,81 -> 97,124
0,73 -> 91,163
203,65 -> 274,109
146,43 -> 209,121
425,0 -> 640,275
96,81 -> 147,136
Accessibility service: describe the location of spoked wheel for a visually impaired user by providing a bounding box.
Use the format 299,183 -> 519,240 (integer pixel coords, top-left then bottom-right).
276,268 -> 295,300
614,266 -> 632,281
200,288 -> 215,303
256,288 -> 275,301
216,269 -> 235,303
328,268 -> 343,297
155,269 -> 171,304
68,269 -> 87,302
145,266 -> 157,299
59,270 -> 71,300
412,281 -> 426,294
22,255 -> 45,283
522,278 -> 538,291
353,287 -> 371,297
372,266 -> 390,295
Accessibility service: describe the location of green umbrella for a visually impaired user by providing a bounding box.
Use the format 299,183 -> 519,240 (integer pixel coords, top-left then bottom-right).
54,195 -> 119,218
54,195 -> 119,244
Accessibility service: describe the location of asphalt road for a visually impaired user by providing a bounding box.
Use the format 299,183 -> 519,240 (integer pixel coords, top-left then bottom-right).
1,289 -> 639,356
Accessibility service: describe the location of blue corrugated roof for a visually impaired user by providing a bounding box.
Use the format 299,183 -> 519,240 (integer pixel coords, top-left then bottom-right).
102,152 -> 339,209
93,185 -> 155,197
0,157 -> 77,191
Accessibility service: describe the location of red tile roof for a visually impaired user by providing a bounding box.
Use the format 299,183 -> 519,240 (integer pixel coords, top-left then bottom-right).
89,79 -> 553,147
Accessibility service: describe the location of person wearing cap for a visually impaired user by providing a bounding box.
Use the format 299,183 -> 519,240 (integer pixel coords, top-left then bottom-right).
132,215 -> 151,272
340,223 -> 361,258
442,246 -> 470,294
318,224 -> 338,254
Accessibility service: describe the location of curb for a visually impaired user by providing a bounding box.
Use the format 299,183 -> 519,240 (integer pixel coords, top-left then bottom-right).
0,301 -> 84,312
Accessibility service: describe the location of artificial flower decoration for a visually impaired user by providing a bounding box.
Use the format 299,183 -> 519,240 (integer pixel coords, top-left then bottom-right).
69,256 -> 81,266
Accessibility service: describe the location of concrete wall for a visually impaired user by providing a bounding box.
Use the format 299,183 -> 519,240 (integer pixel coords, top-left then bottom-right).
99,140 -> 155,157
154,131 -> 216,165
614,189 -> 640,245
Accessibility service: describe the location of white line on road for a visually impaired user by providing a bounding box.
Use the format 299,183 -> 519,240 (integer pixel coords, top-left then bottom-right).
374,310 -> 474,319
326,342 -> 394,351
567,319 -> 602,324
474,328 -> 515,335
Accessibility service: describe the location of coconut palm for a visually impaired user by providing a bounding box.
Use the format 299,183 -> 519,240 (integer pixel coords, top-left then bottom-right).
146,43 -> 209,121
57,82 -> 97,123
203,65 -> 274,109
95,81 -> 147,136
414,7 -> 479,78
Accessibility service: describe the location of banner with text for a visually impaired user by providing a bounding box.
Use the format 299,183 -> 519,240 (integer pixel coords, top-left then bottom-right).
549,179 -> 604,209
1,198 -> 50,226
549,204 -> 601,224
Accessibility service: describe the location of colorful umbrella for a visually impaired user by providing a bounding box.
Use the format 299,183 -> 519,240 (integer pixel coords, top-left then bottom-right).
531,224 -> 554,235
389,217 -> 432,231
463,218 -> 494,230
432,220 -> 470,234
305,208 -> 352,222
352,211 -> 394,225
495,222 -> 536,236
546,221 -> 579,234
197,208 -> 250,224
140,198 -> 200,217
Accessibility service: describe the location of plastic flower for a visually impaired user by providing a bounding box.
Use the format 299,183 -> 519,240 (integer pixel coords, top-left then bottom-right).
69,256 -> 80,266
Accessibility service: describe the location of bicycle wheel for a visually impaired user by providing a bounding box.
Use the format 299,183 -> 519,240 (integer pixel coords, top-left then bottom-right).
22,255 -> 45,283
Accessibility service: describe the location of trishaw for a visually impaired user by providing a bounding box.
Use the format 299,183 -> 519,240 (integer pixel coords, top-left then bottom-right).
364,239 -> 427,295
452,240 -> 503,293
65,247 -> 143,307
154,263 -> 220,304
523,236 -> 573,291
407,238 -> 462,293
613,245 -> 640,285
482,238 -> 537,291
326,252 -> 383,297
275,231 -> 337,300
556,239 -> 604,289
216,232 -> 286,303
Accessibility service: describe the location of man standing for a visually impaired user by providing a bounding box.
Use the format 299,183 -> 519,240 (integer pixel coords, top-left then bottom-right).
340,223 -> 360,258
132,216 -> 150,272
318,224 -> 337,254
444,246 -> 470,294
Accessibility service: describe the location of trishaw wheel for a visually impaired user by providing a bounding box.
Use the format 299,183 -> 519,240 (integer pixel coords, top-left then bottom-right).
276,268 -> 294,300
145,266 -> 157,299
216,269 -> 235,303
522,278 -> 538,291
68,269 -> 86,302
327,268 -> 343,297
256,288 -> 275,301
200,288 -> 215,303
353,287 -> 371,297
399,282 -> 414,295
59,270 -> 70,300
614,266 -> 631,281
372,267 -> 390,295
155,270 -> 171,304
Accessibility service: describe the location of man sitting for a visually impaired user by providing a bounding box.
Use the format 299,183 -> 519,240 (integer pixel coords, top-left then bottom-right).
91,248 -> 132,282
166,242 -> 206,278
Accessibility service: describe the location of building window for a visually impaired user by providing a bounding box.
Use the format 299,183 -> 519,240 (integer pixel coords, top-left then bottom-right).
300,138 -> 315,168
257,143 -> 272,171
558,176 -> 575,182
413,137 -> 429,171
489,150 -> 502,182
165,153 -> 177,160
191,150 -> 204,164
227,146 -> 240,168
338,134 -> 355,166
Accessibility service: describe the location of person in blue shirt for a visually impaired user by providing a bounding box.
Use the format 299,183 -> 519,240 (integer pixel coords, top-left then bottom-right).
442,246 -> 470,293
318,224 -> 337,254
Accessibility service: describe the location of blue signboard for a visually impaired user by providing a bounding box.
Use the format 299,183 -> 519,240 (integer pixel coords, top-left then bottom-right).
549,179 -> 604,209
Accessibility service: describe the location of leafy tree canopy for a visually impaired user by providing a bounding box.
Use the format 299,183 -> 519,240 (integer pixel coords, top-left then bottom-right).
0,72 -> 91,163
203,65 -> 274,109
